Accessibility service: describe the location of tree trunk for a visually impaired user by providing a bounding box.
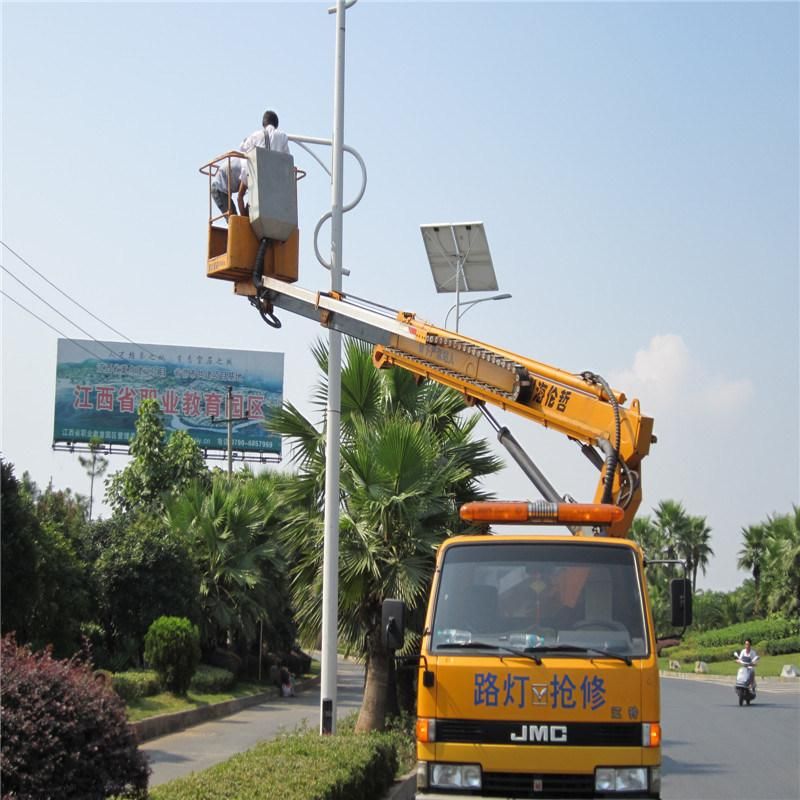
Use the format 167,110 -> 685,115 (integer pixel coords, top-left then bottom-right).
753,567 -> 761,616
397,661 -> 417,715
355,631 -> 390,732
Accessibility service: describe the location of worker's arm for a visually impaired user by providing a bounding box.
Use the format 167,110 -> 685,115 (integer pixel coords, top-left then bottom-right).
237,177 -> 247,216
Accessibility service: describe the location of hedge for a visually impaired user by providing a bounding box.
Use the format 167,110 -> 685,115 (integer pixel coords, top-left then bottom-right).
688,617 -> 799,649
663,632 -> 800,665
661,643 -> 736,664
112,665 -> 236,702
763,635 -> 800,656
188,664 -> 237,694
148,725 -> 398,800
113,669 -> 162,702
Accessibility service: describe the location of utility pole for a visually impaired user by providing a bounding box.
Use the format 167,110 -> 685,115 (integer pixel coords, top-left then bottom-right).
210,386 -> 249,476
78,437 -> 108,521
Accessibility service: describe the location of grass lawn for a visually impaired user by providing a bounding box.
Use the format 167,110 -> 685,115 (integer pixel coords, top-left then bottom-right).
126,682 -> 271,722
127,660 -> 321,722
658,652 -> 800,677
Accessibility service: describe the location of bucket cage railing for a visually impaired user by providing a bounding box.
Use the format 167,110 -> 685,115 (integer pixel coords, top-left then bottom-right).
199,151 -> 306,227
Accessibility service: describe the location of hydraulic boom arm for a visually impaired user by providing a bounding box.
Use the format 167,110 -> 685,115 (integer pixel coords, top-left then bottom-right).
237,275 -> 655,537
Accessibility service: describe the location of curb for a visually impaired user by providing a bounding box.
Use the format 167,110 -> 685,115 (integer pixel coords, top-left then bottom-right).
132,675 -> 321,743
384,769 -> 416,800
659,670 -> 800,685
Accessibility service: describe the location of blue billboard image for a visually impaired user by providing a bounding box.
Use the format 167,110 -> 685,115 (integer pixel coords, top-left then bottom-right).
53,339 -> 284,456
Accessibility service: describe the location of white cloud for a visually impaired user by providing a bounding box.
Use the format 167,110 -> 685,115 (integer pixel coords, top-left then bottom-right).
613,334 -> 690,406
612,334 -> 753,423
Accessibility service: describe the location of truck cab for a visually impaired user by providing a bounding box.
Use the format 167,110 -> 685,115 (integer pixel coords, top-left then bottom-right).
409,533 -> 663,799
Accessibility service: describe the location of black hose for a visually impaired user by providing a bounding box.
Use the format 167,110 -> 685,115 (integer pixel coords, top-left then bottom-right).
249,237 -> 281,328
581,371 -> 621,505
252,237 -> 270,289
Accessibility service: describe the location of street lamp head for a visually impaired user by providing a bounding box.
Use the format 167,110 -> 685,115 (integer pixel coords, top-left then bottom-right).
444,292 -> 512,330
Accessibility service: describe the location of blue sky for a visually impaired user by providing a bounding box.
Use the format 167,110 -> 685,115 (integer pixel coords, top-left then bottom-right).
2,1 -> 798,590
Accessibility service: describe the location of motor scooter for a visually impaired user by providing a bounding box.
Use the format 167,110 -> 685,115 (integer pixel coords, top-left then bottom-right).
733,650 -> 759,706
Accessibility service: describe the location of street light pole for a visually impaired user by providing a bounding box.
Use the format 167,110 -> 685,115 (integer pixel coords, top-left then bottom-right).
320,0 -> 355,736
449,226 -> 464,332
444,293 -> 512,331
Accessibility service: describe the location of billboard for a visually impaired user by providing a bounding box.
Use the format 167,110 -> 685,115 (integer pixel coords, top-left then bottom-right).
53,339 -> 283,456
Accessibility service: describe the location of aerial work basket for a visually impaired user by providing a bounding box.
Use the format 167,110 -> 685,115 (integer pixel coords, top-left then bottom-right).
199,150 -> 304,284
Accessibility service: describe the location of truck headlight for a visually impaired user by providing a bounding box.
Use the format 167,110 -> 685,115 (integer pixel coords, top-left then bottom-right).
430,763 -> 482,789
594,767 -> 648,792
615,768 -> 648,791
595,768 -> 616,792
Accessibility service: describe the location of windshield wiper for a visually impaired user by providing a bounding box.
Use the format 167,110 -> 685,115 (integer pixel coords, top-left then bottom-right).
526,644 -> 632,666
437,642 -> 542,665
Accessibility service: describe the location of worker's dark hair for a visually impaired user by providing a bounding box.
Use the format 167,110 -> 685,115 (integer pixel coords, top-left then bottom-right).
744,638 -> 751,645
262,110 -> 279,128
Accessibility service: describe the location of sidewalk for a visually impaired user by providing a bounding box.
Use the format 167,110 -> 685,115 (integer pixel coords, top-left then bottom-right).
142,655 -> 364,787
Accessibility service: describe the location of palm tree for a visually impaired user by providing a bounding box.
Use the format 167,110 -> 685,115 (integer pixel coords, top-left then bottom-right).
629,515 -> 664,558
653,499 -> 690,561
166,473 -> 288,652
737,524 -> 767,615
678,515 -> 714,592
763,507 -> 800,617
629,515 -> 671,634
268,337 -> 502,731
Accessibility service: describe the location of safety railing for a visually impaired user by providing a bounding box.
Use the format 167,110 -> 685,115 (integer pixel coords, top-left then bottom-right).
199,151 -> 306,227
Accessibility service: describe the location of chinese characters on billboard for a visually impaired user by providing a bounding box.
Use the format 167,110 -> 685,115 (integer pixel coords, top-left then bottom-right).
53,340 -> 283,456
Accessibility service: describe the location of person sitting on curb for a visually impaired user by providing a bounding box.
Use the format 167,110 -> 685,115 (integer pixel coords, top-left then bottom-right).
279,666 -> 295,697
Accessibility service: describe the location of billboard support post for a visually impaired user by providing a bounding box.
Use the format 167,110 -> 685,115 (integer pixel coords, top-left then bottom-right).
210,386 -> 250,477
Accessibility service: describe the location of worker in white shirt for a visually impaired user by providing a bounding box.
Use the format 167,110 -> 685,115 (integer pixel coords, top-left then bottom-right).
239,109 -> 291,155
236,110 -> 291,216
212,110 -> 290,219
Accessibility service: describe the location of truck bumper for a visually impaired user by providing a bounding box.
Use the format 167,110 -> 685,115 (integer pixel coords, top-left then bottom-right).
416,795 -> 658,800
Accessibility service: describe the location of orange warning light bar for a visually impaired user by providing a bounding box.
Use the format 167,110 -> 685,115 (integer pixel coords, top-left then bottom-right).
459,500 -> 624,526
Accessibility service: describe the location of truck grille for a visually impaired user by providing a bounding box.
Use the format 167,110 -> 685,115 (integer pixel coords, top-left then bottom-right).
436,719 -> 642,747
482,771 -> 596,798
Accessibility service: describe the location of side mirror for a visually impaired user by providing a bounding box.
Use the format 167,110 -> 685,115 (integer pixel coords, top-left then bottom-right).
382,598 -> 406,651
670,578 -> 693,627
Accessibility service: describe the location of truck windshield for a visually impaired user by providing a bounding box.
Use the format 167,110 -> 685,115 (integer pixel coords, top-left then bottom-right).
430,542 -> 649,658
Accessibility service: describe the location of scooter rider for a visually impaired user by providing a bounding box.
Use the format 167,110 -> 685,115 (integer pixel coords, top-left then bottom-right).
736,638 -> 758,693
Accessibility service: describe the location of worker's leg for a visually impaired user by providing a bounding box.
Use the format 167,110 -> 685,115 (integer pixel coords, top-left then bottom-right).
211,188 -> 237,216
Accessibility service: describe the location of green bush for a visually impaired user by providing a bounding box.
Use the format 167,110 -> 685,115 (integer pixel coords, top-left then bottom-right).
144,616 -> 200,696
688,617 -> 799,648
763,635 -> 800,656
149,724 -> 398,800
661,643 -> 737,664
112,669 -> 162,702
112,664 -> 236,702
189,664 -> 237,694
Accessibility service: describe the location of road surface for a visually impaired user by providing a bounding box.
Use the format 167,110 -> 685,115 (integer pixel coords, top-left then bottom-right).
661,676 -> 799,799
144,667 -> 799,798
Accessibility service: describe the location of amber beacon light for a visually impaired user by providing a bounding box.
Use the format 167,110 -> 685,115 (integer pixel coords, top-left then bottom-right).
459,500 -> 625,526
